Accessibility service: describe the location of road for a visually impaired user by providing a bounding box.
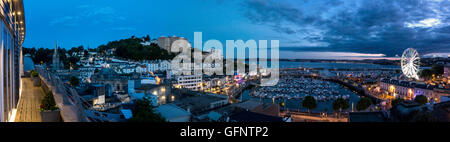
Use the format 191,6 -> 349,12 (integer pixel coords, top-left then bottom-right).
15,78 -> 45,122
281,112 -> 348,122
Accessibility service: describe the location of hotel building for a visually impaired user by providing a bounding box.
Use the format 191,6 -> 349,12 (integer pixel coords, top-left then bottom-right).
0,0 -> 26,122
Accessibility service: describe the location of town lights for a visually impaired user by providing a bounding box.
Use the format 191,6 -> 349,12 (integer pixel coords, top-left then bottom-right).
408,89 -> 414,97
389,85 -> 395,94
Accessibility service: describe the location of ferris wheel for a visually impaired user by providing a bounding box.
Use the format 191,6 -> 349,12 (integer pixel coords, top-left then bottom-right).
401,48 -> 420,80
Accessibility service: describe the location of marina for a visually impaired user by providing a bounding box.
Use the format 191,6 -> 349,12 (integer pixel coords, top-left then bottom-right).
241,77 -> 361,113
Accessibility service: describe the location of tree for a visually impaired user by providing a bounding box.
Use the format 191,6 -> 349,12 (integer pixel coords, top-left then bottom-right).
414,95 -> 428,105
391,98 -> 404,108
302,96 -> 317,113
69,76 -> 80,87
68,56 -> 80,70
278,102 -> 285,108
34,48 -> 53,64
98,38 -> 175,61
333,98 -> 350,112
356,97 -> 372,111
129,99 -> 166,122
431,65 -> 444,76
419,69 -> 433,80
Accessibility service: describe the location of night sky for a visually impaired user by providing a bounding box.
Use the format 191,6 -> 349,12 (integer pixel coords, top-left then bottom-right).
22,0 -> 450,59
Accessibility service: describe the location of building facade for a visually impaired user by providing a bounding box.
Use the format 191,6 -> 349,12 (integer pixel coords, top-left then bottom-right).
0,0 -> 26,122
445,65 -> 449,78
90,69 -> 128,93
380,78 -> 450,103
175,75 -> 203,91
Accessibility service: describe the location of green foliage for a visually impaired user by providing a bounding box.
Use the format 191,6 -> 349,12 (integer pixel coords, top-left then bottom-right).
98,38 -> 175,61
68,56 -> 80,69
356,97 -> 372,111
431,65 -> 444,76
69,76 -> 80,87
29,48 -> 53,64
278,102 -> 285,108
391,98 -> 404,108
414,95 -> 428,105
129,99 -> 166,122
31,70 -> 39,77
40,92 -> 58,111
419,69 -> 433,80
302,96 -> 317,112
332,98 -> 350,112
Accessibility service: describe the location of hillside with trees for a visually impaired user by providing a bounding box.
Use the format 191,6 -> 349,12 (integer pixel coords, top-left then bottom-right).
98,37 -> 175,61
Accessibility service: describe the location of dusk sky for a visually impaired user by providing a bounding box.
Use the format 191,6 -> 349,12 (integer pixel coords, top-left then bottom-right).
22,0 -> 450,59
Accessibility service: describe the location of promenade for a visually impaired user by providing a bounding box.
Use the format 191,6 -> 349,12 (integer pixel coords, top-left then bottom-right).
281,111 -> 348,122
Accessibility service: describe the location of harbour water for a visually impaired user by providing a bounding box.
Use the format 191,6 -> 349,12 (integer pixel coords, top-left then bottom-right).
278,61 -> 399,69
241,79 -> 361,113
240,61 -> 399,113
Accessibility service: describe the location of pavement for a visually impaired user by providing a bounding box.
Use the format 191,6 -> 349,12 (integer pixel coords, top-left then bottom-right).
14,78 -> 45,122
281,111 -> 348,122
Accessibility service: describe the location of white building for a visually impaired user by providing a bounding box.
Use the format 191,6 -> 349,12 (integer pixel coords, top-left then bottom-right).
175,75 -> 203,91
146,60 -> 171,72
136,65 -> 147,73
121,67 -> 135,74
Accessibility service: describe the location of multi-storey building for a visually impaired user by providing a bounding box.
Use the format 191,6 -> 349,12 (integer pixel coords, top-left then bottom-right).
175,75 -> 203,91
379,78 -> 449,103
0,0 -> 26,122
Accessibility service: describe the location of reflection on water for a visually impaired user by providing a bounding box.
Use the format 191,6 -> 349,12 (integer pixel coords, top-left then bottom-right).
255,61 -> 399,70
279,61 -> 399,69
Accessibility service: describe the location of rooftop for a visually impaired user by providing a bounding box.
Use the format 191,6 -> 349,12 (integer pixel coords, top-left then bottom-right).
156,104 -> 191,120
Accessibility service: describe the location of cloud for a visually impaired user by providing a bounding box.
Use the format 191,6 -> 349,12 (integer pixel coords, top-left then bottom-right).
50,16 -> 81,26
50,5 -> 126,27
406,18 -> 442,28
240,0 -> 450,56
